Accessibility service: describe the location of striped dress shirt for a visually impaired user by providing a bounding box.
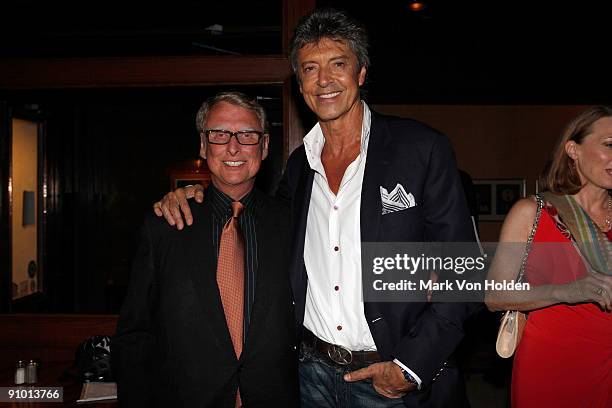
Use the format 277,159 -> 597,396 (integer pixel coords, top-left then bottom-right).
208,184 -> 258,342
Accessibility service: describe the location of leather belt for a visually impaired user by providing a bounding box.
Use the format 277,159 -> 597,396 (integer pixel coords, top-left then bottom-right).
301,328 -> 382,369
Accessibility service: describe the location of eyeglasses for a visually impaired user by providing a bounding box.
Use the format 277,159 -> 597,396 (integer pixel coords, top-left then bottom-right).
203,129 -> 265,145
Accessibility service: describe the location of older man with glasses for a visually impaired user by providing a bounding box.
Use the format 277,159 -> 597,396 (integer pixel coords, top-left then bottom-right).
112,91 -> 299,408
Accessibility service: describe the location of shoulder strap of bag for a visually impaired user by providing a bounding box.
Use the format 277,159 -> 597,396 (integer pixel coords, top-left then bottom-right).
517,194 -> 544,283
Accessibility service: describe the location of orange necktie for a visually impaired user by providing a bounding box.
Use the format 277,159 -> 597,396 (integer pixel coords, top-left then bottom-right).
216,201 -> 245,407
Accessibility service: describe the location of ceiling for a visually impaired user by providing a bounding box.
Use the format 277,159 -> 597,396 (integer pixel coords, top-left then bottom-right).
1,0 -> 610,103
323,0 -> 612,103
0,1 -> 283,57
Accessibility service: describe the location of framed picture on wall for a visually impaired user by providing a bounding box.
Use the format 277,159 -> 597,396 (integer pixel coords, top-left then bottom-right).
474,179 -> 526,221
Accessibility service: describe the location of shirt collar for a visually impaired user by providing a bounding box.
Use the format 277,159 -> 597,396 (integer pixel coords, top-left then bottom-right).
207,183 -> 256,220
303,101 -> 371,172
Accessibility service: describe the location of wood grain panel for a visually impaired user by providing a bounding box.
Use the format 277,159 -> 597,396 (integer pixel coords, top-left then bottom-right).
282,0 -> 316,55
0,56 -> 291,89
0,314 -> 118,364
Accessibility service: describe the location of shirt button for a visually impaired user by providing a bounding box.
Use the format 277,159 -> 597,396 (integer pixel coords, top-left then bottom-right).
334,246 -> 339,251
334,285 -> 339,291
333,205 -> 338,210
337,325 -> 342,331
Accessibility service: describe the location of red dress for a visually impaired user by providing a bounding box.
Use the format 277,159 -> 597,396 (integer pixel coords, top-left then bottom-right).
511,206 -> 612,407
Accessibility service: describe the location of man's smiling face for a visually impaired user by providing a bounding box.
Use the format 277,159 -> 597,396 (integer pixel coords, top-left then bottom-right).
200,101 -> 269,200
296,37 -> 366,124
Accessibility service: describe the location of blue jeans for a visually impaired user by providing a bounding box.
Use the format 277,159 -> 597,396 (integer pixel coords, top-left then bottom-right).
299,344 -> 406,408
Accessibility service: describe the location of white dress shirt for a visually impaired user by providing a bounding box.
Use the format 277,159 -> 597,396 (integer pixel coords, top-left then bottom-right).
303,101 -> 374,351
301,102 -> 422,387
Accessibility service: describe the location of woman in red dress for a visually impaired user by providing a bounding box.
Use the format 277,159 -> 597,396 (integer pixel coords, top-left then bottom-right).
486,106 -> 612,408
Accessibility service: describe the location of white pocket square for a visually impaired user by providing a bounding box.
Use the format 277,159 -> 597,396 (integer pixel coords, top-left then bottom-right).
380,183 -> 416,215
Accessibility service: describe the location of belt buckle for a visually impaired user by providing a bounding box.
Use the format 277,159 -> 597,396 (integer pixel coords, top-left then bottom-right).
327,344 -> 353,366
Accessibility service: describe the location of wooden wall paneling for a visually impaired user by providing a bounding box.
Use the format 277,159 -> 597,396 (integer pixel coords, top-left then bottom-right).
282,80 -> 306,161
0,56 -> 291,90
41,106 -> 74,313
0,314 -> 118,364
38,118 -> 48,306
281,0 -> 315,160
0,0 -> 318,312
0,102 -> 11,312
282,0 -> 316,55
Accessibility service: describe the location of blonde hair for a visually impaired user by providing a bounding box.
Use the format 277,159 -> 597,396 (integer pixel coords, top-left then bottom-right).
540,106 -> 612,194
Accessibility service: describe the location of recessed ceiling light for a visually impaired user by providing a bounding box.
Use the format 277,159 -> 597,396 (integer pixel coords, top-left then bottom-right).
408,1 -> 426,12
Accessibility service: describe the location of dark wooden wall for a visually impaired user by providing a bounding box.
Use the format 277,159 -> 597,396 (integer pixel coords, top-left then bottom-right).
0,102 -> 10,312
5,87 -> 286,313
0,0 -> 317,313
0,314 -> 118,364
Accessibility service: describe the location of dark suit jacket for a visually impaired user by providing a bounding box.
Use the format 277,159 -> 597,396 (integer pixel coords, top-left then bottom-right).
277,110 -> 479,408
112,190 -> 298,408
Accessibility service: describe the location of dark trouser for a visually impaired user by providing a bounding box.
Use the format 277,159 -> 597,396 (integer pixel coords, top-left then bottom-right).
299,342 -> 406,408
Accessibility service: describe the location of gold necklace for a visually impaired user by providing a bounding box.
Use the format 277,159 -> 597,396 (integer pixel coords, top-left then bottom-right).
597,195 -> 612,232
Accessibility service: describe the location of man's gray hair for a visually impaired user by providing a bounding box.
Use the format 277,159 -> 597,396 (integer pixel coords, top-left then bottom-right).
289,8 -> 370,74
196,91 -> 268,134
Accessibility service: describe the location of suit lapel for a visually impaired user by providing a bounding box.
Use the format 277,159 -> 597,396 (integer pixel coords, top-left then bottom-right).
187,199 -> 237,358
361,111 -> 389,243
290,156 -> 314,317
243,195 -> 274,353
293,155 -> 315,251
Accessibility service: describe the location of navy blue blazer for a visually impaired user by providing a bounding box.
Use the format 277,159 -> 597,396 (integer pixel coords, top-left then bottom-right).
277,110 -> 479,407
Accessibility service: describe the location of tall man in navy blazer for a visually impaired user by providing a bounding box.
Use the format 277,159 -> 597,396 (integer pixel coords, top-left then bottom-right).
154,9 -> 478,408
